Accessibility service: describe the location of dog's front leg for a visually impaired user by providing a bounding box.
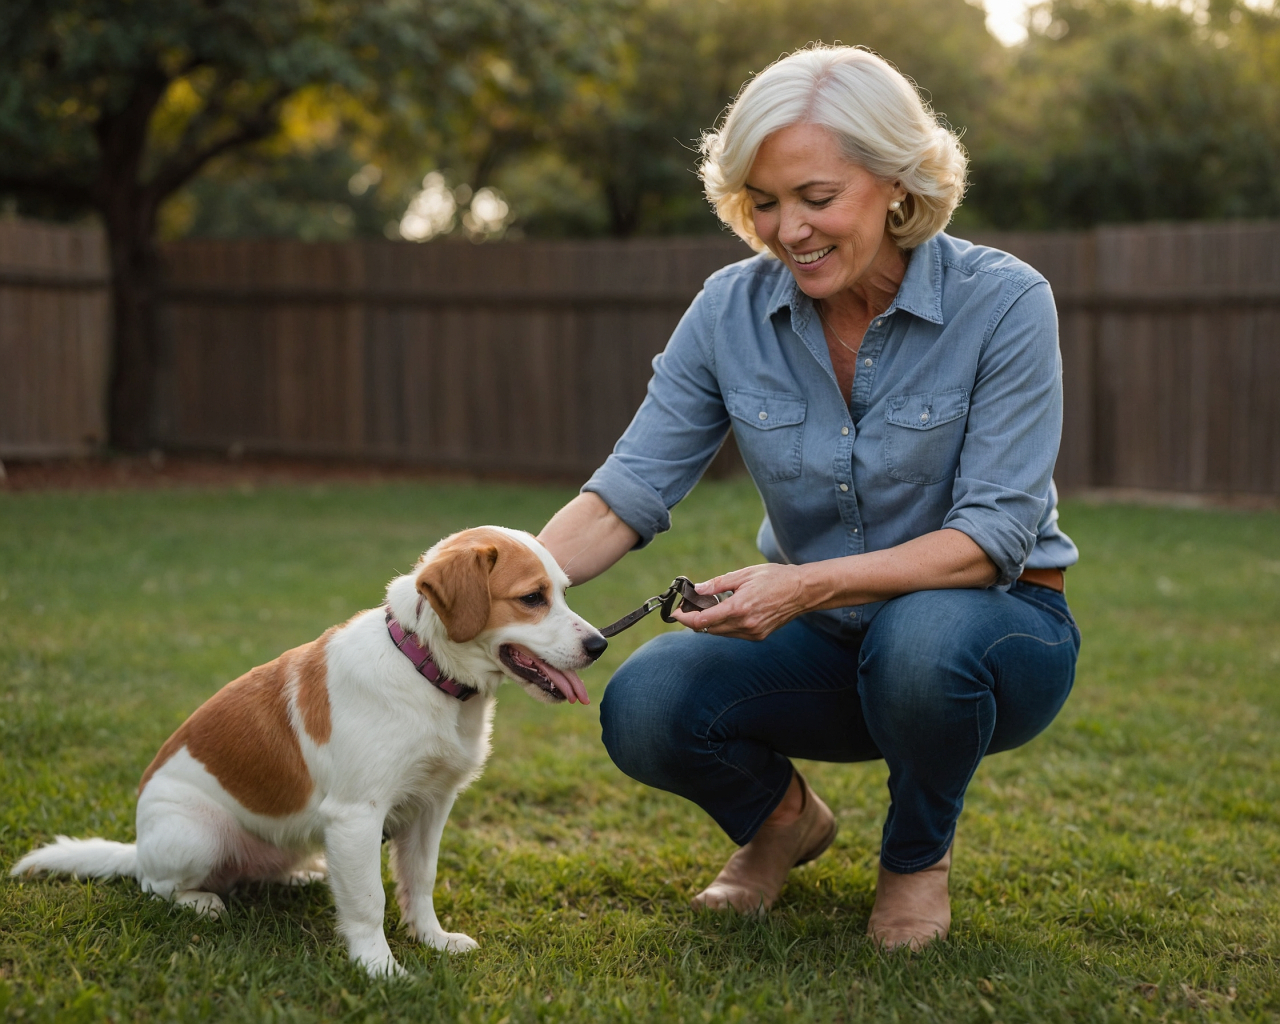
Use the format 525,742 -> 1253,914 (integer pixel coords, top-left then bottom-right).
389,793 -> 478,953
323,805 -> 404,978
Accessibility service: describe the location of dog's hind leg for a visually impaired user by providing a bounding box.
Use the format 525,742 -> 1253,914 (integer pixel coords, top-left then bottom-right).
134,780 -> 242,915
389,793 -> 477,953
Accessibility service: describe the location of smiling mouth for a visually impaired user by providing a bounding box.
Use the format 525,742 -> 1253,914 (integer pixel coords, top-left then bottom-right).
792,245 -> 835,265
499,644 -> 569,702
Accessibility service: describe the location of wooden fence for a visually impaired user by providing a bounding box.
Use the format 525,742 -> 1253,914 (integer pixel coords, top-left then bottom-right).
3,218 -> 1278,494
0,219 -> 110,458
972,224 -> 1280,495
153,238 -> 753,479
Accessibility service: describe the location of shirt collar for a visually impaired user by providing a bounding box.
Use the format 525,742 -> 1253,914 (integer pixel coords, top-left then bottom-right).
761,234 -> 945,327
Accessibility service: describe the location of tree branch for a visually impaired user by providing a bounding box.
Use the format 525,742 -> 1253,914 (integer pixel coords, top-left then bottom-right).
163,71 -> 233,170
146,83 -> 291,201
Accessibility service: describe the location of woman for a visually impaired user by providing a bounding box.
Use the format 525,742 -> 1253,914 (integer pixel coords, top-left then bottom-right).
538,45 -> 1080,951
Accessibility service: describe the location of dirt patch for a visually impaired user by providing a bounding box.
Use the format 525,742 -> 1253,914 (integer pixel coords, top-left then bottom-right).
0,453 -> 571,493
1066,487 -> 1280,512
0,435 -> 747,493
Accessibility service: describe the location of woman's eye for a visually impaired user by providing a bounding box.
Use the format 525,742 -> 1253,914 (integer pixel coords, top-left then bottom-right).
806,196 -> 835,207
752,201 -> 777,211
518,592 -> 546,608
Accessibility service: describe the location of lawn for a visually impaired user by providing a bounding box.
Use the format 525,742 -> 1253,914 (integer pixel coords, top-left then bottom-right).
1,477 -> 1278,1023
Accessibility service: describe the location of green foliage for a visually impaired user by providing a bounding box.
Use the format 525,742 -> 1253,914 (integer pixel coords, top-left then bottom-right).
520,0 -> 1001,237
969,0 -> 1280,227
2,481 -> 1279,1021
12,0 -> 1276,238
0,0 -> 607,227
0,0 -> 378,213
168,150 -> 389,242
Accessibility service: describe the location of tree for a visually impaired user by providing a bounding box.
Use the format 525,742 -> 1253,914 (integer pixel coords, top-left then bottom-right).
496,0 -> 1006,237
967,0 -> 1280,228
0,0 -> 598,448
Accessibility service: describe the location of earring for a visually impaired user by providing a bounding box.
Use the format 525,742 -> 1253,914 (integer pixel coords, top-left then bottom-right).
888,200 -> 902,212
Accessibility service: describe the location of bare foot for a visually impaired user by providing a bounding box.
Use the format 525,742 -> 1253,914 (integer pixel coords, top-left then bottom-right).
692,772 -> 837,914
866,846 -> 952,951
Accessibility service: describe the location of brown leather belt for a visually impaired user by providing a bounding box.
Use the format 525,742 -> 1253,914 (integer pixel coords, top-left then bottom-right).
1018,567 -> 1065,593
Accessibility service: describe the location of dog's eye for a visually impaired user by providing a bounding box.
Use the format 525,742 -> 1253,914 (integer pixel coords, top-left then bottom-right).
517,591 -> 546,608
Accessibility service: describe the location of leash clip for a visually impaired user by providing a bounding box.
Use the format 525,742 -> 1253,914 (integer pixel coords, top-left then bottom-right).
659,576 -> 723,623
599,576 -> 733,638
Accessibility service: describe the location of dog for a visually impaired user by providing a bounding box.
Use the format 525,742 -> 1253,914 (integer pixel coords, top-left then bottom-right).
11,526 -> 607,977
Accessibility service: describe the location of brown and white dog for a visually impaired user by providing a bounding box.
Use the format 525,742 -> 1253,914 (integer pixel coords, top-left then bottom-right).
11,526 -> 606,977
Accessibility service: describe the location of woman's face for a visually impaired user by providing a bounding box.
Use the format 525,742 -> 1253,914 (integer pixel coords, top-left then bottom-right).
746,122 -> 904,299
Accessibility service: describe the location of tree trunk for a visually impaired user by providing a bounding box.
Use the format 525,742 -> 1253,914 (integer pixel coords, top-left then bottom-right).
104,196 -> 160,452
605,179 -> 640,237
96,70 -> 168,451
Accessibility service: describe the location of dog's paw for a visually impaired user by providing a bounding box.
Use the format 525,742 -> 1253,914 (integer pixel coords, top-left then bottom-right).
277,854 -> 327,886
280,868 -> 327,887
419,930 -> 478,954
173,890 -> 226,920
351,940 -> 407,979
358,954 -> 408,979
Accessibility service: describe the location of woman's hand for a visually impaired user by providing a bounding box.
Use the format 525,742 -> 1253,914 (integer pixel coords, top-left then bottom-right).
668,563 -> 815,641
668,530 -> 998,641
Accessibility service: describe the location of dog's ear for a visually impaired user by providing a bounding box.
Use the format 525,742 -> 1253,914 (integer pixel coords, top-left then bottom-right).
416,541 -> 499,643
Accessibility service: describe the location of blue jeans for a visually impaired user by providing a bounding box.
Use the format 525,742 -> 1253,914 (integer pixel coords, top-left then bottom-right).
600,583 -> 1080,873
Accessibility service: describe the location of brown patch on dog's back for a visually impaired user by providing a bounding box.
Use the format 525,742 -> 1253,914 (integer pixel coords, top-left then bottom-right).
139,635 -> 333,816
295,628 -> 333,744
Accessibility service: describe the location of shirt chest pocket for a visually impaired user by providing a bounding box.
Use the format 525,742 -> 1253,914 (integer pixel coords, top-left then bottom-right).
883,388 -> 970,485
727,387 -> 807,482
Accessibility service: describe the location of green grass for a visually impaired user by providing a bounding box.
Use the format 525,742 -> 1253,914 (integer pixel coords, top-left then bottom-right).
1,478 -> 1278,1023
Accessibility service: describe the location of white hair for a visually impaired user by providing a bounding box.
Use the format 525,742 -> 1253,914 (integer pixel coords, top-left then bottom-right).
699,45 -> 968,251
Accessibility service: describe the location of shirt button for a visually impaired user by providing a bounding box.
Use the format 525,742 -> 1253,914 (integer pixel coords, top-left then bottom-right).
758,411 -> 768,421
864,358 -> 873,367
920,412 -> 930,423
841,426 -> 849,436
875,319 -> 883,327
839,483 -> 849,492
853,528 -> 859,533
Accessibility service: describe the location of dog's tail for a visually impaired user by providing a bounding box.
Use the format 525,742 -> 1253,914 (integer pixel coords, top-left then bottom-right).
10,836 -> 138,880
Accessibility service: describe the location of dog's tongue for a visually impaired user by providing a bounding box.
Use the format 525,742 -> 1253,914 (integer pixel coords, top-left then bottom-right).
532,655 -> 590,705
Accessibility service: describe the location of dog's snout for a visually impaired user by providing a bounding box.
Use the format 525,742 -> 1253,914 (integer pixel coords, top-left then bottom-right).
582,634 -> 608,661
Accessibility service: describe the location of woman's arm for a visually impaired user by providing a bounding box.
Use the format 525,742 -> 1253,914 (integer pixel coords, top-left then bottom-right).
540,285 -> 727,585
538,492 -> 641,585
669,528 -> 996,641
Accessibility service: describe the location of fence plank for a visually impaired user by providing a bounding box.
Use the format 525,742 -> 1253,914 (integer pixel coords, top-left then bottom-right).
0,220 -> 109,458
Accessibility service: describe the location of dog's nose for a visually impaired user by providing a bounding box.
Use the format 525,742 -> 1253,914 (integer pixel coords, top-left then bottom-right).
582,634 -> 608,661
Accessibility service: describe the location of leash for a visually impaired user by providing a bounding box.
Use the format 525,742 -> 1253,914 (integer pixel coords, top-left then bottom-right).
599,576 -> 733,638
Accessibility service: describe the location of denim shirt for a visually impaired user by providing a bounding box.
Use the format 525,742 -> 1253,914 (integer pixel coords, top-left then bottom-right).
583,232 -> 1080,639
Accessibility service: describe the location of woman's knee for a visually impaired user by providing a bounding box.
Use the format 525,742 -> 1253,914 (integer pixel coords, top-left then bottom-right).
858,591 -> 993,729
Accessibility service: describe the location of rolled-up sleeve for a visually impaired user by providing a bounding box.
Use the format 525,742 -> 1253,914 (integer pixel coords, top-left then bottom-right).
944,280 -> 1061,586
581,288 -> 730,547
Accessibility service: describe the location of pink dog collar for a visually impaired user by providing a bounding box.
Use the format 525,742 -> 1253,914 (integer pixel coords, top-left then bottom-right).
384,607 -> 478,702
